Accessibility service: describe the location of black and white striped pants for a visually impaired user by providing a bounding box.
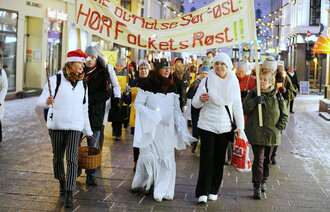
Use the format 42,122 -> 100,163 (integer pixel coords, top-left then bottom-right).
49,130 -> 81,191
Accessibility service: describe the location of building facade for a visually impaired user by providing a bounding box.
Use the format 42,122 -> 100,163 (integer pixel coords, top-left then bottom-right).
279,0 -> 329,89
0,0 -> 182,95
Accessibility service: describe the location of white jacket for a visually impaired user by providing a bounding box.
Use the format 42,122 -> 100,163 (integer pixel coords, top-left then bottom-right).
192,70 -> 244,134
38,72 -> 93,136
0,69 -> 8,119
103,64 -> 121,125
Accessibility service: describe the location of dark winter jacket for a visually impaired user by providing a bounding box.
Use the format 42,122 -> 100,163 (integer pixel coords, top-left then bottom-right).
84,59 -> 112,130
187,78 -> 201,113
130,76 -> 147,88
276,72 -> 296,110
108,68 -> 130,123
288,72 -> 299,91
173,72 -> 190,109
140,71 -> 177,94
243,88 -> 288,146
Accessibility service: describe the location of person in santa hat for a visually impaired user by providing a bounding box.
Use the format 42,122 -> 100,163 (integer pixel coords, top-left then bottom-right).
38,49 -> 93,208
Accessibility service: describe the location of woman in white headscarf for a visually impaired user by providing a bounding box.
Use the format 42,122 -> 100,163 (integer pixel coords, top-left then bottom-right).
192,53 -> 244,203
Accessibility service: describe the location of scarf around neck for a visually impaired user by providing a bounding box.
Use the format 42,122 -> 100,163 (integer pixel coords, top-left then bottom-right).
64,67 -> 85,86
207,69 -> 240,106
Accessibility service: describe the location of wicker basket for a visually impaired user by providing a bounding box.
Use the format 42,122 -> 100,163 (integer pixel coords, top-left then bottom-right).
78,136 -> 102,170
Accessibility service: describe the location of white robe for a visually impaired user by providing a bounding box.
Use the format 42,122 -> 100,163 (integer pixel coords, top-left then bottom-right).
131,89 -> 197,201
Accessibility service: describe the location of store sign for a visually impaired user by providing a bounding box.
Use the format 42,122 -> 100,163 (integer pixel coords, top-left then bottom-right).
47,7 -> 68,22
266,48 -> 278,53
76,0 -> 256,52
305,35 -> 318,42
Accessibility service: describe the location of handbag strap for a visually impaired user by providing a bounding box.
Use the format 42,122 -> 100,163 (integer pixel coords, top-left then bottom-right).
205,77 -> 208,93
225,105 -> 235,126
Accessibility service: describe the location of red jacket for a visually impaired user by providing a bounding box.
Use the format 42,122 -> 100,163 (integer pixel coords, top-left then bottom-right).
238,75 -> 256,91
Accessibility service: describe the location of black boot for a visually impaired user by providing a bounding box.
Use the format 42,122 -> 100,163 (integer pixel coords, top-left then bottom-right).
86,174 -> 97,186
59,180 -> 66,196
254,188 -> 261,199
65,191 -> 73,208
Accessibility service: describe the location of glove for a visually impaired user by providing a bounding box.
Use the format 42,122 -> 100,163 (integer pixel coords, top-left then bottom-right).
278,87 -> 286,94
241,91 -> 248,98
113,97 -> 122,112
254,96 -> 265,104
123,86 -> 131,95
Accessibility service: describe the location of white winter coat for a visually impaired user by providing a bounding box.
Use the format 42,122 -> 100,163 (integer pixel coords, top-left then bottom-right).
0,69 -> 8,120
192,69 -> 244,134
38,71 -> 93,136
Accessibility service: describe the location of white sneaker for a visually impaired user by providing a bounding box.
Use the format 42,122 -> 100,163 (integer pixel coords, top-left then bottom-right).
198,195 -> 207,203
208,194 -> 218,201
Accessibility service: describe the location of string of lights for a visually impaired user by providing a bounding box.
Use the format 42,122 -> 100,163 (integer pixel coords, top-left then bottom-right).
154,0 -> 183,17
255,0 -> 295,39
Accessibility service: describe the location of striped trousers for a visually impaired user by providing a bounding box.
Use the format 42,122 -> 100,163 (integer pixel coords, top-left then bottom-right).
49,130 -> 81,191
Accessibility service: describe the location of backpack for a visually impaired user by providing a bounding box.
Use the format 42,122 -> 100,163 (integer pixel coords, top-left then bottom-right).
43,74 -> 87,121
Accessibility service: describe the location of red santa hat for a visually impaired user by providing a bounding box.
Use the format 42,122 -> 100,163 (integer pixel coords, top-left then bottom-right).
66,49 -> 90,63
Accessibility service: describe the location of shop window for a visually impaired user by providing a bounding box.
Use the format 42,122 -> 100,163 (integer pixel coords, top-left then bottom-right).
309,0 -> 321,26
0,9 -> 17,92
121,0 -> 131,12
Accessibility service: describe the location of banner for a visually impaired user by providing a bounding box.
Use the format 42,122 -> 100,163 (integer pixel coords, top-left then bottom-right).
102,50 -> 117,66
76,0 -> 256,52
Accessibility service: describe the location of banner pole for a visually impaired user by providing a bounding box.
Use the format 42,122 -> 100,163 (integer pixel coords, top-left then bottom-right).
254,40 -> 263,127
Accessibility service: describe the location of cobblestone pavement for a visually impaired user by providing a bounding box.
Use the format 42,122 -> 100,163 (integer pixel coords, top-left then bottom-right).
0,95 -> 329,211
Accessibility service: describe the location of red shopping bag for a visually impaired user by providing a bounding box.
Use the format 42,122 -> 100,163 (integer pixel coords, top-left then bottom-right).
231,131 -> 251,172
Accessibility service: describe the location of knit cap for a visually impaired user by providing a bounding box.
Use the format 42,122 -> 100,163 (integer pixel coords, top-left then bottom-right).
199,66 -> 210,73
262,56 -> 277,71
84,46 -> 98,58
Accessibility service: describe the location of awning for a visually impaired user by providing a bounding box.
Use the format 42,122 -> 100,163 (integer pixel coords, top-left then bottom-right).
313,27 -> 330,54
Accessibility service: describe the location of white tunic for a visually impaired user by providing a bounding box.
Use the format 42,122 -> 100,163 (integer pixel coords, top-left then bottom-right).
131,89 -> 197,201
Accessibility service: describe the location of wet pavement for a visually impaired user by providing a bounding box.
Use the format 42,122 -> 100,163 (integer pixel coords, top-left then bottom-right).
0,94 -> 329,211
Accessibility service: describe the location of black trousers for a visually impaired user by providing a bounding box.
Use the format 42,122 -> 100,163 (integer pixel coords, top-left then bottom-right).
112,121 -> 123,137
195,129 -> 229,197
290,99 -> 294,112
271,145 -> 278,159
49,130 -> 81,191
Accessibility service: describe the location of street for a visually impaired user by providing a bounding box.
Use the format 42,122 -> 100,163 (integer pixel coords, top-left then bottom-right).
0,94 -> 329,211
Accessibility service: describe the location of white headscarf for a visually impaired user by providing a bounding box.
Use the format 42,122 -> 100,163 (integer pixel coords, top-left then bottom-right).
207,69 -> 240,106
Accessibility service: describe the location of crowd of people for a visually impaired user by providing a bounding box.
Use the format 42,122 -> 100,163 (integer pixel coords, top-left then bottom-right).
37,46 -> 298,207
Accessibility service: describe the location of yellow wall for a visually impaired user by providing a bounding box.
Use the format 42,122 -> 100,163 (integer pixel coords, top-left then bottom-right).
25,17 -> 45,89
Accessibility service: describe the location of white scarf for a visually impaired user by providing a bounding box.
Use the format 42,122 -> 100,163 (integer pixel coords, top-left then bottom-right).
207,69 -> 240,106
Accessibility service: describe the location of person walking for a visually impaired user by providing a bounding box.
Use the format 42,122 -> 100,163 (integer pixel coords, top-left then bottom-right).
131,59 -> 196,202
0,64 -> 8,143
38,49 -> 93,208
243,71 -> 288,199
83,46 -> 112,186
128,59 -> 150,171
192,53 -> 244,203
109,58 -> 130,141
287,66 -> 299,113
262,57 -> 295,165
186,65 -> 210,153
